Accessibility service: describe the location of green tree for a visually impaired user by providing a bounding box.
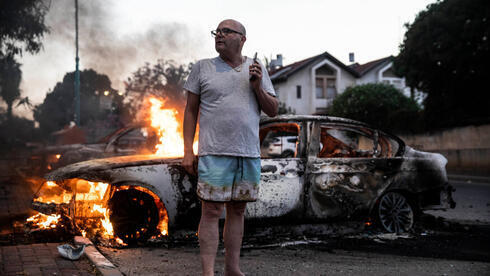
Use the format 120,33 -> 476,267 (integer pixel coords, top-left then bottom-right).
394,0 -> 490,128
34,69 -> 126,139
0,0 -> 50,57
328,83 -> 421,133
0,55 -> 22,120
125,60 -> 192,120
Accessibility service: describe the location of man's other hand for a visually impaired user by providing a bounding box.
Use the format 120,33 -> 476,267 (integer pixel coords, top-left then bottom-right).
183,152 -> 198,176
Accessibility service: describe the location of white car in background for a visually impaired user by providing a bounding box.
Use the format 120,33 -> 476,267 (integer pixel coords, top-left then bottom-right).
264,135 -> 298,158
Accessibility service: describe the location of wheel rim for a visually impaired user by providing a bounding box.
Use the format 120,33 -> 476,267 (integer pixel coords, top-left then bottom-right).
378,192 -> 414,233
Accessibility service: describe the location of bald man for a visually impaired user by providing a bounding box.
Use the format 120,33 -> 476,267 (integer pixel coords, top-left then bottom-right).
183,19 -> 278,275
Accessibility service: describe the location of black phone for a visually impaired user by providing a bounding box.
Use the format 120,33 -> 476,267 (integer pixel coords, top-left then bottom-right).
250,52 -> 258,81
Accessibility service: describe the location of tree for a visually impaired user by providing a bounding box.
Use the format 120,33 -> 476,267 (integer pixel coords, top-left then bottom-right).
0,55 -> 22,120
34,69 -> 125,139
125,60 -> 192,121
0,0 -> 50,57
328,83 -> 421,133
394,0 -> 490,128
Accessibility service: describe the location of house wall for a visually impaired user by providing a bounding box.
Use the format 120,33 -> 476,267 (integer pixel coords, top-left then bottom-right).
275,67 -> 312,114
274,59 -> 357,115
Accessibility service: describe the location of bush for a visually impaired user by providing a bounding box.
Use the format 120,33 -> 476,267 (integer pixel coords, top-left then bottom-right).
328,83 -> 421,133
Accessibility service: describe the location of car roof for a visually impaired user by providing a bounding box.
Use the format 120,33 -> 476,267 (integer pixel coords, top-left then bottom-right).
260,115 -> 371,128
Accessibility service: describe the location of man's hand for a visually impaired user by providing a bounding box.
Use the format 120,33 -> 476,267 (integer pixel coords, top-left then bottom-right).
248,60 -> 278,117
183,91 -> 200,175
183,152 -> 198,176
249,61 -> 262,93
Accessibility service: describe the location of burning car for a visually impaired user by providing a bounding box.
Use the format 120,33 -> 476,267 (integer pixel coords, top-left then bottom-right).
26,124 -> 159,175
30,115 -> 455,244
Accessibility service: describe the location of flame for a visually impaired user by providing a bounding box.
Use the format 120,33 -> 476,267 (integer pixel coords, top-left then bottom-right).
91,204 -> 113,237
29,178 -> 169,244
26,213 -> 61,229
55,154 -> 61,160
33,181 -> 72,204
115,237 -> 127,246
148,97 -> 198,156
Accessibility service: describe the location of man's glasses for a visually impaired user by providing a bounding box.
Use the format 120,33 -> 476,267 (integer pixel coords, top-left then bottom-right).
211,28 -> 244,37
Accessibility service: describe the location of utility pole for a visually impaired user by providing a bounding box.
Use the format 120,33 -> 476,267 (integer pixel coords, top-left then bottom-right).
74,0 -> 80,126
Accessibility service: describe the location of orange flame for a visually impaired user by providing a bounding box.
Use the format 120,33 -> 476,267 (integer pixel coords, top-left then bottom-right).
26,213 -> 61,229
148,97 -> 198,156
33,181 -> 72,204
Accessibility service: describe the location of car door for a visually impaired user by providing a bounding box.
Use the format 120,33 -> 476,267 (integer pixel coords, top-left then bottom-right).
305,121 -> 402,219
245,121 -> 306,219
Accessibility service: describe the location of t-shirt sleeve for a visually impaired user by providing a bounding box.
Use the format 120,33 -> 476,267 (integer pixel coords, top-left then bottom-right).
183,60 -> 201,95
260,62 -> 276,97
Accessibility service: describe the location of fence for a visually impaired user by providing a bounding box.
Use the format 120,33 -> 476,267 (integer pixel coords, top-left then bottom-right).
399,124 -> 490,176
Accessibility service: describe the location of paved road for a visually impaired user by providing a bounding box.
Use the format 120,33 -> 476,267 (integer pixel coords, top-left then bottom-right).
97,179 -> 490,275
427,180 -> 490,223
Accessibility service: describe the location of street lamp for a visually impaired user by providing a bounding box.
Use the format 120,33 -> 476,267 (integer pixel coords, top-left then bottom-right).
74,0 -> 80,126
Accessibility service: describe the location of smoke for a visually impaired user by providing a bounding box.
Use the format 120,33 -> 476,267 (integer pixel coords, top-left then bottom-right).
43,0 -> 204,92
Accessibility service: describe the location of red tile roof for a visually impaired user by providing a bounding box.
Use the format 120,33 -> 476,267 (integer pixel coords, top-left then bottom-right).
269,52 -> 360,83
348,56 -> 393,76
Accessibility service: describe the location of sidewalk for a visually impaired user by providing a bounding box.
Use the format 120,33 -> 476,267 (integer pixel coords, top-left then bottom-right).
0,243 -> 96,275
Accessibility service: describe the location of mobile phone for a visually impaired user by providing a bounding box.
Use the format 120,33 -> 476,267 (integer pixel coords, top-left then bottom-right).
250,52 -> 258,81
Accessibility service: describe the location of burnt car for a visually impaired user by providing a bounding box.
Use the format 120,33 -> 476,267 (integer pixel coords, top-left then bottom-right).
34,115 -> 455,243
26,124 -> 159,175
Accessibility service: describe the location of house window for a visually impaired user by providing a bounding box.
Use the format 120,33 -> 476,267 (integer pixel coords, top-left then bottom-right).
296,85 -> 301,99
315,78 -> 324,98
315,76 -> 337,99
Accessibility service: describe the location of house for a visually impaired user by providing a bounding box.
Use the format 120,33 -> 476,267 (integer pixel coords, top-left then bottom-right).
268,52 -> 408,115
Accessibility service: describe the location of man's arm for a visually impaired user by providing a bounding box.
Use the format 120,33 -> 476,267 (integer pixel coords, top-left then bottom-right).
183,91 -> 200,175
249,62 -> 278,117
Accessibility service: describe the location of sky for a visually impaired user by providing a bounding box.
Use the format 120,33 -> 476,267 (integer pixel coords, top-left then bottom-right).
14,0 -> 437,119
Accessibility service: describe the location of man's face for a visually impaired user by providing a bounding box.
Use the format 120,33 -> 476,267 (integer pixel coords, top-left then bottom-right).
214,20 -> 245,55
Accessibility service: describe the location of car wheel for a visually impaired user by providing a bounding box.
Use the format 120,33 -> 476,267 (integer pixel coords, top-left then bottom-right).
377,191 -> 414,233
108,189 -> 159,244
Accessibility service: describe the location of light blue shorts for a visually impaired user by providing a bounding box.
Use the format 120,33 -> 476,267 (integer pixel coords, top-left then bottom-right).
197,155 -> 261,202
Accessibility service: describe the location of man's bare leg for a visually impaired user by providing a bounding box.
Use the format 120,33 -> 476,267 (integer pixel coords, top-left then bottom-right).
223,201 -> 247,276
199,201 -> 224,276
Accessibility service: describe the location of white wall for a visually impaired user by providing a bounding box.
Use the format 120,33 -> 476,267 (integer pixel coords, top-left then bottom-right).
275,67 -> 312,114
274,59 -> 357,115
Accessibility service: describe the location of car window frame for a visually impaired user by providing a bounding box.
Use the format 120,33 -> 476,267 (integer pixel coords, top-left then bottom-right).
309,122 -> 405,159
259,121 -> 306,159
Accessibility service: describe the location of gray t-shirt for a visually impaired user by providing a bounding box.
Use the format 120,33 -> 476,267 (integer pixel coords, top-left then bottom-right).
183,56 -> 276,157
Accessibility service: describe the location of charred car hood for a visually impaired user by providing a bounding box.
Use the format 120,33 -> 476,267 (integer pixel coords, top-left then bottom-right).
45,154 -> 182,182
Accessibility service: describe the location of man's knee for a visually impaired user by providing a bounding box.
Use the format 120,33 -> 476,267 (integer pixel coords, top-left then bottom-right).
202,201 -> 225,219
225,202 -> 247,217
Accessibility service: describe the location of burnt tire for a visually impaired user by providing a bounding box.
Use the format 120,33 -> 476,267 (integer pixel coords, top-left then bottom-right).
376,191 -> 414,233
108,189 -> 159,244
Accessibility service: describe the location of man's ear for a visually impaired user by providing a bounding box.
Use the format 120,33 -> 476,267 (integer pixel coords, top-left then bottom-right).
241,35 -> 247,43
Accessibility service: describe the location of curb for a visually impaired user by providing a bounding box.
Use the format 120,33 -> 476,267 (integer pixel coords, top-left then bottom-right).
74,236 -> 123,276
